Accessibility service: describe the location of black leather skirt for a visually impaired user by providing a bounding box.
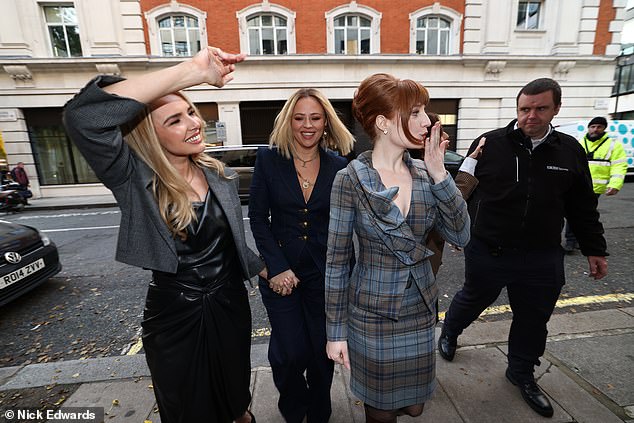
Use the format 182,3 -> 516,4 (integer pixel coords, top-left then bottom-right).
142,270 -> 251,423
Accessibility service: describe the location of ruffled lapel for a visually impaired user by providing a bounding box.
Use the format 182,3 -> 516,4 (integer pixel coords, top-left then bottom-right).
348,152 -> 433,265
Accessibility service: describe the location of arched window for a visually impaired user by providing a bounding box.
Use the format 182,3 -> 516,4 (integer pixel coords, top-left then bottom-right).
158,15 -> 201,57
237,3 -> 296,54
416,16 -> 451,55
326,2 -> 381,54
409,5 -> 462,55
247,14 -> 288,55
145,4 -> 207,57
334,14 -> 371,54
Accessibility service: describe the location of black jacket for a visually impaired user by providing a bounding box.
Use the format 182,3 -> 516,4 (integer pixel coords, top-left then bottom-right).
468,120 -> 607,256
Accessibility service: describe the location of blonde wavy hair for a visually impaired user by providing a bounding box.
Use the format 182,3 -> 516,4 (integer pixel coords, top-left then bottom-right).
269,88 -> 355,158
122,92 -> 228,240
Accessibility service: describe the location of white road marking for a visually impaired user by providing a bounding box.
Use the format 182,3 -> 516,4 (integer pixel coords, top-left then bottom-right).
13,210 -> 121,220
42,225 -> 120,233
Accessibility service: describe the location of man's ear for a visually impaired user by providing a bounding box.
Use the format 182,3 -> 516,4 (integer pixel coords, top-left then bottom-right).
554,103 -> 561,116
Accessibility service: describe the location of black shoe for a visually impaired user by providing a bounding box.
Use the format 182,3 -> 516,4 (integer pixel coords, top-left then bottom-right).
505,368 -> 554,418
438,331 -> 457,361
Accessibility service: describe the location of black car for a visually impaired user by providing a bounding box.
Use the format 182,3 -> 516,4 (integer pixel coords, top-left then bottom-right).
206,144 -> 465,202
205,144 -> 267,203
443,150 -> 466,178
0,220 -> 61,306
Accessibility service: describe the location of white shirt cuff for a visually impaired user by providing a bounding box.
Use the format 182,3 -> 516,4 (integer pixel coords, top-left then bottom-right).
459,156 -> 477,175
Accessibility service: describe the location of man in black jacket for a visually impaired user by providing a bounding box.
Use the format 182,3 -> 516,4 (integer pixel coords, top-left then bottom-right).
438,78 -> 608,418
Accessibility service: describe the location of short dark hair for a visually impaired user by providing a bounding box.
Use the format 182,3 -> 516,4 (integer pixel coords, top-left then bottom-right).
516,78 -> 561,106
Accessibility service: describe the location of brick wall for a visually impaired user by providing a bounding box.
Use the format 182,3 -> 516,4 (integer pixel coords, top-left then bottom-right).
139,0 -> 465,54
594,0 -> 616,55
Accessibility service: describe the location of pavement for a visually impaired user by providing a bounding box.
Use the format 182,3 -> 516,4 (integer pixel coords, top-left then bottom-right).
0,309 -> 632,422
0,192 -> 632,422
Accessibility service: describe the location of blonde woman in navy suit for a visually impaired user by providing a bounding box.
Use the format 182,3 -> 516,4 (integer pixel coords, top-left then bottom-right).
249,89 -> 354,422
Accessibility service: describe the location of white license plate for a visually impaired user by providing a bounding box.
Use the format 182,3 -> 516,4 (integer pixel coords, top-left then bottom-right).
1,258 -> 45,289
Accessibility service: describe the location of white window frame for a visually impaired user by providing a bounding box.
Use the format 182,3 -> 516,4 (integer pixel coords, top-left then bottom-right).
326,2 -> 381,54
157,15 -> 201,57
41,2 -> 84,58
409,4 -> 461,55
145,3 -> 207,56
515,0 -> 543,31
245,13 -> 289,55
237,2 -> 296,54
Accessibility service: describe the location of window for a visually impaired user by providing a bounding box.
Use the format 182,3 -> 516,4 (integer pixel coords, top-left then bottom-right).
43,5 -> 82,57
247,14 -> 288,55
237,4 -> 296,55
517,1 -> 541,30
326,3 -> 381,54
25,108 -> 99,185
145,4 -> 207,56
416,16 -> 451,55
334,15 -> 371,54
409,5 -> 461,55
158,15 -> 201,57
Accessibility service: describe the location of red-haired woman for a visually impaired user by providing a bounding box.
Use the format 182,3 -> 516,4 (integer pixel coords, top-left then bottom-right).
325,73 -> 470,423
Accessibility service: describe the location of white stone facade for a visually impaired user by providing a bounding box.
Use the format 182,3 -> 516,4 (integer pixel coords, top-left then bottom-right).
0,0 -> 625,197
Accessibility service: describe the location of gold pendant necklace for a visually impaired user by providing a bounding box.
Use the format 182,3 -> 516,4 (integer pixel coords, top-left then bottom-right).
296,169 -> 312,190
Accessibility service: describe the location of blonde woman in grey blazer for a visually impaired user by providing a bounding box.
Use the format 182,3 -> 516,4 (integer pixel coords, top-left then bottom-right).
63,47 -> 263,423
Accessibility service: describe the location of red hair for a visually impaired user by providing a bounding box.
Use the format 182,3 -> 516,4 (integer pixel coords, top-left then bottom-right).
352,73 -> 429,143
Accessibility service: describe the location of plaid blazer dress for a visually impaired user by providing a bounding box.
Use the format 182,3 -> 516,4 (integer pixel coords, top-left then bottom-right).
325,151 -> 470,409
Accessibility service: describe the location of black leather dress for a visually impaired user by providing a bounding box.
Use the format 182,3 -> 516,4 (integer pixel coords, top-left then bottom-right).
142,190 -> 251,423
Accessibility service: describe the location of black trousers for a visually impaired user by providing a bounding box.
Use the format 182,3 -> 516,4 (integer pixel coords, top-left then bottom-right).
443,237 -> 564,380
259,250 -> 334,423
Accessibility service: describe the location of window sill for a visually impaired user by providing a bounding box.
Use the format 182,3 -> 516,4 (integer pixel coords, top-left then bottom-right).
514,29 -> 546,34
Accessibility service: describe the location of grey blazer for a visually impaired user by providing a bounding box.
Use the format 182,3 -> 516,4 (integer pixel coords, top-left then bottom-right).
63,75 -> 263,278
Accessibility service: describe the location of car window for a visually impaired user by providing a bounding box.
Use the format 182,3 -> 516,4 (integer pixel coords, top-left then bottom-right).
208,149 -> 258,167
444,150 -> 464,162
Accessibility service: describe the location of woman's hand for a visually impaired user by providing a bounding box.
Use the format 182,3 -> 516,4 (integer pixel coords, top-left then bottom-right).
326,341 -> 350,370
268,269 -> 299,296
468,137 -> 486,159
258,267 -> 268,280
191,47 -> 247,88
424,121 -> 449,183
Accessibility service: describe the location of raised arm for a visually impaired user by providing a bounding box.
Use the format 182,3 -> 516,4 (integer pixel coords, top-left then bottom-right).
103,47 -> 245,103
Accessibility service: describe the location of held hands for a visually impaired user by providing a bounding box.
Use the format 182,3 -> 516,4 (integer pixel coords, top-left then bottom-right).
326,341 -> 350,370
587,256 -> 608,280
190,46 -> 246,88
268,269 -> 300,296
424,122 -> 449,184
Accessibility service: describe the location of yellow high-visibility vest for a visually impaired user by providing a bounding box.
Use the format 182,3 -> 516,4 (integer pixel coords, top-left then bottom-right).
580,133 -> 628,194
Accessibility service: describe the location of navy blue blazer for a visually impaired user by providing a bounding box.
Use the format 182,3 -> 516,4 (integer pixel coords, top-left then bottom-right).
249,146 -> 347,279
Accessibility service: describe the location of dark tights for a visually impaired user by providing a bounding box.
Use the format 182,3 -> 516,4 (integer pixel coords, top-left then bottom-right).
364,404 -> 425,423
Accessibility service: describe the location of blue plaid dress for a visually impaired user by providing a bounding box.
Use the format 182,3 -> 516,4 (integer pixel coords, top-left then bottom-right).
325,152 -> 470,409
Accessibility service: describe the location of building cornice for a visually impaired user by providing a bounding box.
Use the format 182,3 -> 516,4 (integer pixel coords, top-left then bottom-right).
0,54 -> 617,73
